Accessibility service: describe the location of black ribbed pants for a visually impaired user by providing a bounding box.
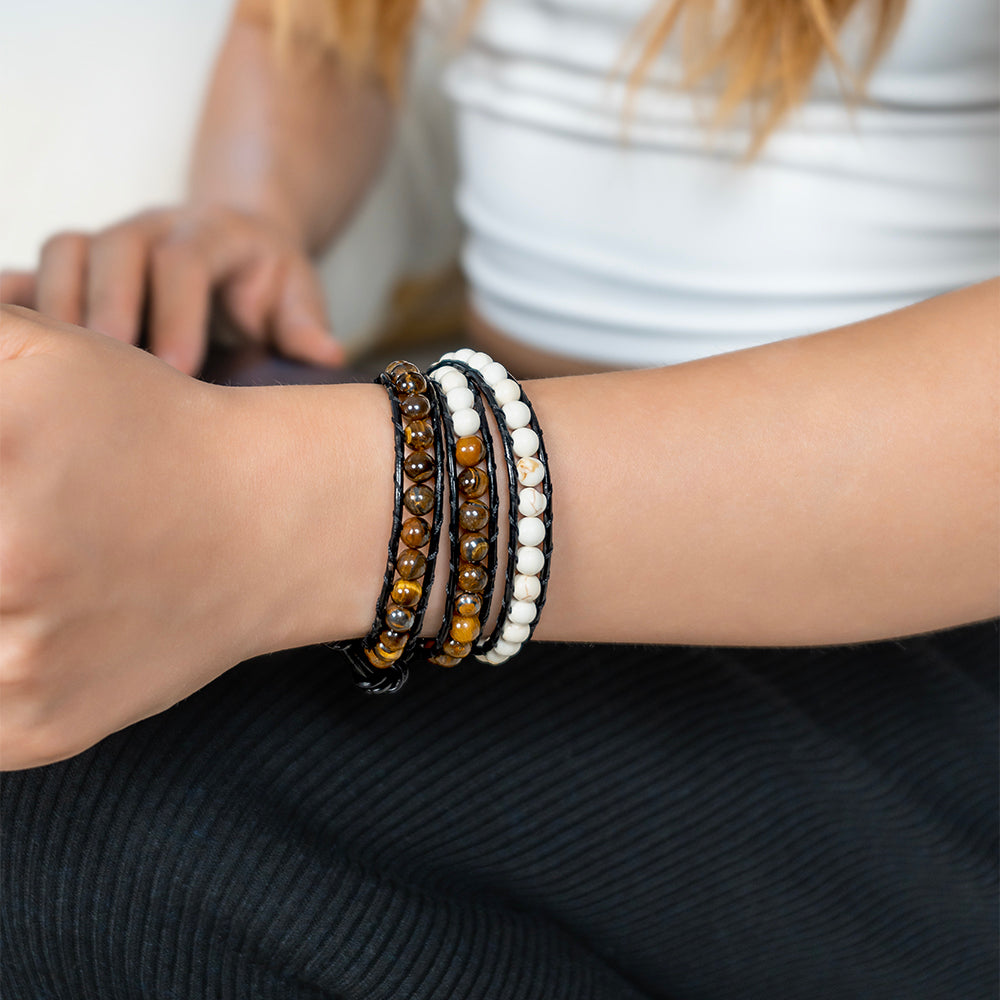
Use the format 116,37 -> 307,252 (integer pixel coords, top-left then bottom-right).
2,624 -> 997,1000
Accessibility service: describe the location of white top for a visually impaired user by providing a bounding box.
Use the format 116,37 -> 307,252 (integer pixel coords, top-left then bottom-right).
441,0 -> 1000,366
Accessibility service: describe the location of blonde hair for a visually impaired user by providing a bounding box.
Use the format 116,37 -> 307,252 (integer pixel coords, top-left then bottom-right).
266,0 -> 907,155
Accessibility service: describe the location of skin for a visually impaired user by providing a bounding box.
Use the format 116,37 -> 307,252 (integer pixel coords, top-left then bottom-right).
0,5 -> 997,770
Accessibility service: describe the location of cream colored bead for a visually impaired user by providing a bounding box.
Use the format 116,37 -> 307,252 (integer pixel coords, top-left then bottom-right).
493,378 -> 521,405
516,456 -> 545,487
509,600 -> 537,625
452,407 -> 480,437
437,368 -> 468,394
517,517 -> 545,548
446,386 -> 474,413
513,573 -> 541,602
516,545 -> 545,575
481,360 -> 508,386
517,487 -> 546,518
468,351 -> 493,371
494,637 -> 521,658
484,649 -> 508,665
502,400 -> 531,430
502,621 -> 531,644
453,348 -> 475,362
511,427 -> 540,458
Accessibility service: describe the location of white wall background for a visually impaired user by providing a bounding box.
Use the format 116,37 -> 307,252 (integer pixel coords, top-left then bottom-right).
0,0 -> 461,351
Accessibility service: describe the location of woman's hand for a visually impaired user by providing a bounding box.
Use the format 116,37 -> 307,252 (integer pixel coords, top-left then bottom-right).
0,204 -> 344,376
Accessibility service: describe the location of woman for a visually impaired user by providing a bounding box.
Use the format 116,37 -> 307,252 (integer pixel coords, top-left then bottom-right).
1,0 -> 996,997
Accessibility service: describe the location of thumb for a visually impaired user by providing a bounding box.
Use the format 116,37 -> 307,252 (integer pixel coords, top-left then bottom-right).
272,256 -> 345,367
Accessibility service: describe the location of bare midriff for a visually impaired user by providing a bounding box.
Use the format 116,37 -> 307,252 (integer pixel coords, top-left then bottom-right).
466,304 -> 623,379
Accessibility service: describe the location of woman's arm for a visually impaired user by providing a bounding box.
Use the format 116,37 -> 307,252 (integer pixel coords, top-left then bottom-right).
1,280 -> 996,768
263,278 -> 999,650
0,1 -> 394,371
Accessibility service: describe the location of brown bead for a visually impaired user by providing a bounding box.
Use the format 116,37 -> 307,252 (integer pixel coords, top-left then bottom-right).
391,578 -> 422,607
400,516 -> 430,549
458,501 -> 489,532
404,419 -> 434,451
455,592 -> 482,618
375,641 -> 402,661
460,534 -> 488,564
450,616 -> 481,644
428,653 -> 461,668
380,629 -> 409,652
386,360 -> 419,377
443,637 -> 472,659
400,394 -> 430,420
394,370 -> 427,396
458,564 -> 487,594
386,604 -> 414,631
455,436 -> 484,467
365,645 -> 396,669
396,548 -> 427,581
404,450 -> 435,484
457,466 -> 488,498
403,484 -> 434,516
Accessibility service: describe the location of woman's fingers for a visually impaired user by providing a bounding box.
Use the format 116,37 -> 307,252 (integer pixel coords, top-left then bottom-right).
270,254 -> 344,366
35,232 -> 89,325
148,241 -> 211,375
0,271 -> 36,308
84,218 -> 163,344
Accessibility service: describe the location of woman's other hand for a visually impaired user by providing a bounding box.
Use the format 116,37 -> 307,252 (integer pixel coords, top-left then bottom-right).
0,204 -> 344,376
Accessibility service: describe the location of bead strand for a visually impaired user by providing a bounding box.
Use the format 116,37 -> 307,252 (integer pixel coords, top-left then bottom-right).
424,363 -> 498,667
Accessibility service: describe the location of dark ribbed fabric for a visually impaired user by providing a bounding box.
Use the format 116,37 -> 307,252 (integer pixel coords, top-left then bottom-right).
2,622 -> 996,999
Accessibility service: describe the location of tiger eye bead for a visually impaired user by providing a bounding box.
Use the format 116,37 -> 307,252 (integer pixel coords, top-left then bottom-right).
396,548 -> 427,581
455,592 -> 482,618
404,419 -> 435,451
403,484 -> 434,515
391,578 -> 422,607
455,436 -> 484,467
457,564 -> 488,593
443,637 -> 472,659
450,616 -> 481,644
386,360 -> 419,376
380,629 -> 409,652
404,450 -> 435,484
428,653 -> 461,668
460,534 -> 488,563
385,605 -> 414,631
458,501 -> 489,532
400,394 -> 431,420
400,516 -> 429,549
365,644 -> 398,669
394,370 -> 427,396
457,466 -> 488,498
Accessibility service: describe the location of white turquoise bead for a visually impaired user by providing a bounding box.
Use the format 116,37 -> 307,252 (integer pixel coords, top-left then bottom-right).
513,574 -> 541,602
516,545 -> 545,575
493,379 -> 521,405
511,427 -> 540,458
451,407 -> 480,437
502,621 -> 531,644
502,400 -> 531,429
509,600 -> 537,625
481,361 -> 508,386
517,488 -> 546,518
453,347 -> 475,362
438,368 -> 468,393
517,517 -> 546,547
484,649 -> 507,665
516,456 -> 545,487
468,351 -> 492,371
446,386 -> 474,412
494,638 -> 521,658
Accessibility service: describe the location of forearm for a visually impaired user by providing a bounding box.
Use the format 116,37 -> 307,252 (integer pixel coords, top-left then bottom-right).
241,279 -> 999,652
189,0 -> 393,250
